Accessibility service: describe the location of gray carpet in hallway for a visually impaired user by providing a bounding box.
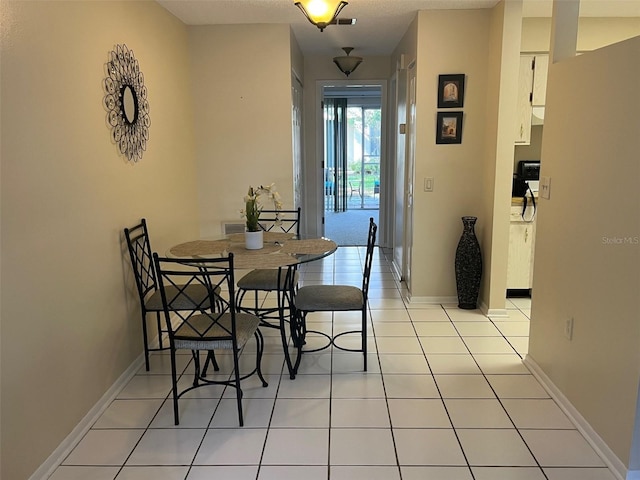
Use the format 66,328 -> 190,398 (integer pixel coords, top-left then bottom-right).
324,209 -> 379,246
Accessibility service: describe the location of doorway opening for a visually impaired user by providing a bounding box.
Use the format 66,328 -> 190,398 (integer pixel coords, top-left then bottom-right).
323,85 -> 382,246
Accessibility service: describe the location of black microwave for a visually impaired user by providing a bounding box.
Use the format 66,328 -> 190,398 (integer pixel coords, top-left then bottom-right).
517,160 -> 540,181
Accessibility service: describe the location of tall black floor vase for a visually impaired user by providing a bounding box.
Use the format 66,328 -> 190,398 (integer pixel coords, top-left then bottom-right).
455,216 -> 482,309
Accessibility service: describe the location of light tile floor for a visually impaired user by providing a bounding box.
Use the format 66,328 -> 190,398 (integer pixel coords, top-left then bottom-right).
49,247 -> 617,480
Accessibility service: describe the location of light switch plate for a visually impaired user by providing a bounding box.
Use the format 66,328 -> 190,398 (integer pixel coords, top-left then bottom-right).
424,177 -> 434,192
540,176 -> 551,199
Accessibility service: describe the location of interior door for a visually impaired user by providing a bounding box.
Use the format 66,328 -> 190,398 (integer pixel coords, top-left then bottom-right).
403,62 -> 417,290
291,74 -> 303,211
393,69 -> 407,279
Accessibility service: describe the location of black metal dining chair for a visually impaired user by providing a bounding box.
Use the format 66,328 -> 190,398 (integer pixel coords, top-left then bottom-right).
124,219 -> 216,371
153,253 -> 268,426
236,207 -> 302,378
257,207 -> 301,235
292,217 -> 377,374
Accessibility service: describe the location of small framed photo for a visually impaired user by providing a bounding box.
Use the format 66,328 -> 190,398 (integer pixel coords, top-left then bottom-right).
437,74 -> 465,108
436,111 -> 463,144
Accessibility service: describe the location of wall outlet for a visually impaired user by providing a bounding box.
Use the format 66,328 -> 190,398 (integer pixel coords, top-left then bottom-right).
540,176 -> 551,199
564,317 -> 574,340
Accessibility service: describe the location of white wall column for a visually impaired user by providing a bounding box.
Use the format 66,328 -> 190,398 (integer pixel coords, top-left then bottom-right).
549,0 -> 579,62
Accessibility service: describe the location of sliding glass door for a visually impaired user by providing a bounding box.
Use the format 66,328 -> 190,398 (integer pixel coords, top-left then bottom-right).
324,98 -> 348,212
321,84 -> 383,246
346,105 -> 381,210
324,98 -> 381,213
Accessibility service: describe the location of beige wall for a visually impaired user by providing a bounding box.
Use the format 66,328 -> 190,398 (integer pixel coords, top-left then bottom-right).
516,17 -> 640,171
0,2 -> 199,478
408,9 -> 491,301
388,4 -> 521,310
406,2 -> 520,311
290,27 -> 304,82
188,24 -> 296,238
529,36 -> 640,468
3,2 -> 639,477
479,0 -> 522,313
522,16 -> 640,52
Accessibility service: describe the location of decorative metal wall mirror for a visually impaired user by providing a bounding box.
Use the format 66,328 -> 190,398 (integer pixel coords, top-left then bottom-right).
103,44 -> 150,162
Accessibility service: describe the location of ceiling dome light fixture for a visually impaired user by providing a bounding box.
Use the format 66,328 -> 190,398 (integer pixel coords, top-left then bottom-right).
333,47 -> 363,77
295,0 -> 348,32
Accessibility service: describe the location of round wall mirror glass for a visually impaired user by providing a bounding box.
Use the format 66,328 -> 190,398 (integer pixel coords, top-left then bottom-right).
122,85 -> 139,125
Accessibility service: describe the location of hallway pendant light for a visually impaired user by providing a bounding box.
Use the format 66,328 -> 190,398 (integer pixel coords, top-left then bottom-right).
333,47 -> 363,77
295,0 -> 348,32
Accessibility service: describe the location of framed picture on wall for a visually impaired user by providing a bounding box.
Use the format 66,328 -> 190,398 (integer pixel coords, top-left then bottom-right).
436,111 -> 463,144
437,74 -> 465,108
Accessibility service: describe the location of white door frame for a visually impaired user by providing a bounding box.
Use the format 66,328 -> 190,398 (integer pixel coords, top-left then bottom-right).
403,61 -> 417,290
311,79 -> 389,244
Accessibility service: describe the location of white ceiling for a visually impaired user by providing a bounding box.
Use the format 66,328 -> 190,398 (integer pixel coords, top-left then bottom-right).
156,0 -> 640,56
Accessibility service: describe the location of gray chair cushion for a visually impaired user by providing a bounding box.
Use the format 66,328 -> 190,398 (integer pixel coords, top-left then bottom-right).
173,313 -> 260,351
237,269 -> 299,291
145,284 -> 216,311
294,285 -> 364,311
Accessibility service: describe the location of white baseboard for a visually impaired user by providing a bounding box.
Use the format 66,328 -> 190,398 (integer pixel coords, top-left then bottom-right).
30,353 -> 145,480
486,308 -> 509,317
407,295 -> 457,305
390,260 -> 402,282
478,299 -> 509,318
523,355 -> 628,480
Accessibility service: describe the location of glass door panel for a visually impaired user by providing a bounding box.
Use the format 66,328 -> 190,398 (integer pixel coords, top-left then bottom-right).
346,106 -> 380,210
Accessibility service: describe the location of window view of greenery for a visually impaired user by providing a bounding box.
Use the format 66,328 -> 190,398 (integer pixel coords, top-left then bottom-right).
324,98 -> 381,212
346,106 -> 381,209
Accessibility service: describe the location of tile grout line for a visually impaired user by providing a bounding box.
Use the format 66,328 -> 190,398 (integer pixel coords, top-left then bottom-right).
419,303 -> 476,479
50,250 -> 613,479
445,307 -> 551,479
369,286 -> 405,480
254,350 -> 286,480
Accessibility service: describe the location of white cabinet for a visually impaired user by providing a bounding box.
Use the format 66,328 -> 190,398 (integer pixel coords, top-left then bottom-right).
515,55 -> 534,145
507,206 -> 536,290
515,54 -> 548,144
532,54 -> 548,106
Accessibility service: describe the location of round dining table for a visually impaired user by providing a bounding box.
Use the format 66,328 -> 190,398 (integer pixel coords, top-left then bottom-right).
168,231 -> 337,269
168,231 -> 338,378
